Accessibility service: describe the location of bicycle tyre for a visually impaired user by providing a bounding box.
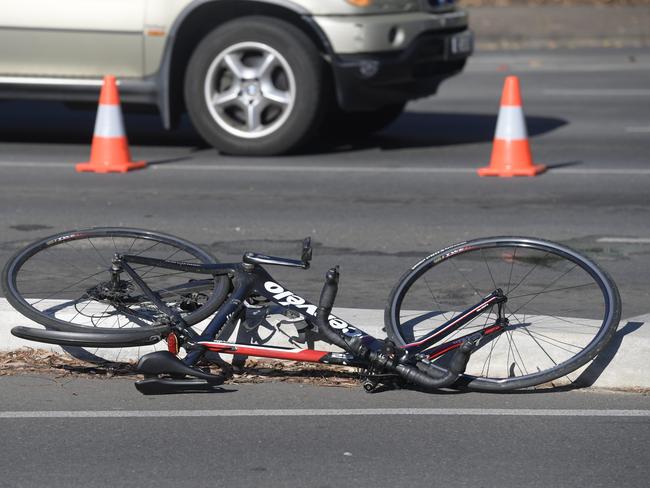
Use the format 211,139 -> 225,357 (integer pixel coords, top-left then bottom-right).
2,228 -> 230,333
385,237 -> 621,391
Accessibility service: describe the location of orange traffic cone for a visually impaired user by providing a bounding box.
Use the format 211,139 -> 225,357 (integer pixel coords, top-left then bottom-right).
478,76 -> 545,177
76,75 -> 146,173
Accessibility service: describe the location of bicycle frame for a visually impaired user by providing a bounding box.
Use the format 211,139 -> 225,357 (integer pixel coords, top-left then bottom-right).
121,253 -> 507,368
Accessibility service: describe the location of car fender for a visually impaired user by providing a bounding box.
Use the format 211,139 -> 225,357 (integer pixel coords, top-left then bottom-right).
154,0 -> 332,129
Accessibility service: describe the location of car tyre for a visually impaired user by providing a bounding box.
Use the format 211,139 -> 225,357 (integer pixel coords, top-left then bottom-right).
184,16 -> 326,155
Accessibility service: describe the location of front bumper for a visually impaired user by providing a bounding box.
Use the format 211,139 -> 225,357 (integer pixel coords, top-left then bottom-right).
329,28 -> 473,111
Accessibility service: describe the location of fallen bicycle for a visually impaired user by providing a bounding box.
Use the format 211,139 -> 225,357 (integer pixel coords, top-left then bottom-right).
2,229 -> 621,394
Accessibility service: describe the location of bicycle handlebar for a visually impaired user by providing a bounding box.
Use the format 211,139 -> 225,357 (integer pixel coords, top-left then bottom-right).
315,268 -> 476,390
317,266 -> 339,317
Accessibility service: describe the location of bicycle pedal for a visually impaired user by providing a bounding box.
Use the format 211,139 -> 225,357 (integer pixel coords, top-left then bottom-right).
134,378 -> 226,395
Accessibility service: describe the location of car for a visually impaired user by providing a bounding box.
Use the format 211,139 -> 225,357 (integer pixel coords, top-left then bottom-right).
0,0 -> 473,155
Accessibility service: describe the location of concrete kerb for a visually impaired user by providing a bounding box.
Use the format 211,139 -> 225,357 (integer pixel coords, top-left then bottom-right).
1,298 -> 648,390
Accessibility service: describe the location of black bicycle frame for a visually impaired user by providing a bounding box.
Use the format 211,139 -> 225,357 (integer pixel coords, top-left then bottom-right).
121,254 -> 506,367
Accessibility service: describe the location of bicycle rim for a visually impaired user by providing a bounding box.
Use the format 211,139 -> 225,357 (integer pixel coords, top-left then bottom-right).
385,237 -> 621,390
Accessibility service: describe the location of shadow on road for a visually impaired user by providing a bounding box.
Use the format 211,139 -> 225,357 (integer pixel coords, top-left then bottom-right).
0,101 -> 568,154
0,101 -> 204,146
296,111 -> 568,155
372,111 -> 567,148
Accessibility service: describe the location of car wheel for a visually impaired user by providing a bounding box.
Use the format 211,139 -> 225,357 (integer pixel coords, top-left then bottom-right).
184,17 -> 326,155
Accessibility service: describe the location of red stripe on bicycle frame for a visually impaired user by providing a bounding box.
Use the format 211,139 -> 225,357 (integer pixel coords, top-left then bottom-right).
483,325 -> 503,335
426,324 -> 504,359
198,342 -> 329,363
428,343 -> 461,360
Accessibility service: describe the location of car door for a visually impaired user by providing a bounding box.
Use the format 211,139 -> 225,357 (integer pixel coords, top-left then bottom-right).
0,0 -> 146,77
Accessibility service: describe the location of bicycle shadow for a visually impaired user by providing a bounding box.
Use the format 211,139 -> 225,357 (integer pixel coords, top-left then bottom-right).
572,320 -> 644,388
444,320 -> 645,395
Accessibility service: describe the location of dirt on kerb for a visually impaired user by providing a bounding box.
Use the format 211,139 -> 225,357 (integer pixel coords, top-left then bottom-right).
3,349 -> 648,393
0,349 -> 362,388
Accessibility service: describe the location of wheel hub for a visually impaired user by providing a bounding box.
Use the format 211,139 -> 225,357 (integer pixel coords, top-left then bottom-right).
241,81 -> 262,104
86,280 -> 134,302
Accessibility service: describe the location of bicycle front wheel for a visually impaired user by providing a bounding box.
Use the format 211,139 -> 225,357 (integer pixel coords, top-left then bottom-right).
385,237 -> 621,391
2,228 -> 230,332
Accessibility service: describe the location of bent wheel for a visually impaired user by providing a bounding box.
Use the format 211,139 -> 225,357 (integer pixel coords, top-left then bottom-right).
2,228 -> 229,333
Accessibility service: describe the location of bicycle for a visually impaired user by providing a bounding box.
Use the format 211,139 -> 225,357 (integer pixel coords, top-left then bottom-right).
2,228 -> 621,394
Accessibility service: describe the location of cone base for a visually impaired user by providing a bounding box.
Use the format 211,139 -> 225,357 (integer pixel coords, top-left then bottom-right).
76,161 -> 147,174
478,163 -> 546,178
76,134 -> 146,173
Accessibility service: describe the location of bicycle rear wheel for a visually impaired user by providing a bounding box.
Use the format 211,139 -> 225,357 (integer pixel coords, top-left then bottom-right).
385,237 -> 621,391
2,228 -> 230,333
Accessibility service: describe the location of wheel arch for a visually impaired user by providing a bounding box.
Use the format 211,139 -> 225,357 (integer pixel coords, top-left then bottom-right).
157,0 -> 334,129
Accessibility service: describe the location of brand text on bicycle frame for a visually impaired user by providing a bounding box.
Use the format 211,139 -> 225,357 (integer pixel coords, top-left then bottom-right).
263,281 -> 361,336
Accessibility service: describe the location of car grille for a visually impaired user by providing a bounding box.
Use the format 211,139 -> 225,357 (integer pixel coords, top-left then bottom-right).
411,29 -> 466,78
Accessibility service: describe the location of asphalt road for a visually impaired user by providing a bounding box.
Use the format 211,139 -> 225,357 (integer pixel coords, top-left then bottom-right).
0,377 -> 649,488
1,49 -> 649,316
1,48 -> 649,487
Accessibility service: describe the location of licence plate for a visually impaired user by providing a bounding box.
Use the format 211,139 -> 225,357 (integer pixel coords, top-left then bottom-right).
450,31 -> 474,56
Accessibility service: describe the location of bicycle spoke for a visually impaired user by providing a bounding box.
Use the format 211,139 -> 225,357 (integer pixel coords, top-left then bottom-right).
481,248 -> 498,291
421,275 -> 450,322
481,331 -> 504,378
449,256 -> 483,297
87,238 -> 110,267
25,269 -> 109,306
506,251 -> 548,297
514,328 -> 584,354
505,247 -> 517,295
508,282 -> 595,300
506,329 -> 530,377
507,263 -> 579,320
70,298 -> 100,324
524,306 -> 603,329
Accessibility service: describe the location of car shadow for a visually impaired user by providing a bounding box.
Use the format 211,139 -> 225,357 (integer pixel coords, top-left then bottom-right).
0,100 -> 568,153
0,100 -> 205,146
309,111 -> 568,154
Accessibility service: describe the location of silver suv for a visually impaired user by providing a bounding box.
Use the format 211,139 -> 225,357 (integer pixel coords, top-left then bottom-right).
0,0 -> 473,155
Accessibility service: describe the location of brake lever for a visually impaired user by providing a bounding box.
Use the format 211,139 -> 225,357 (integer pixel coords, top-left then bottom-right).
301,236 -> 312,267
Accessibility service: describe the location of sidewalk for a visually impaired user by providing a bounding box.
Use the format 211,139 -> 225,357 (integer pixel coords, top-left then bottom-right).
1,298 -> 648,391
465,4 -> 650,49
